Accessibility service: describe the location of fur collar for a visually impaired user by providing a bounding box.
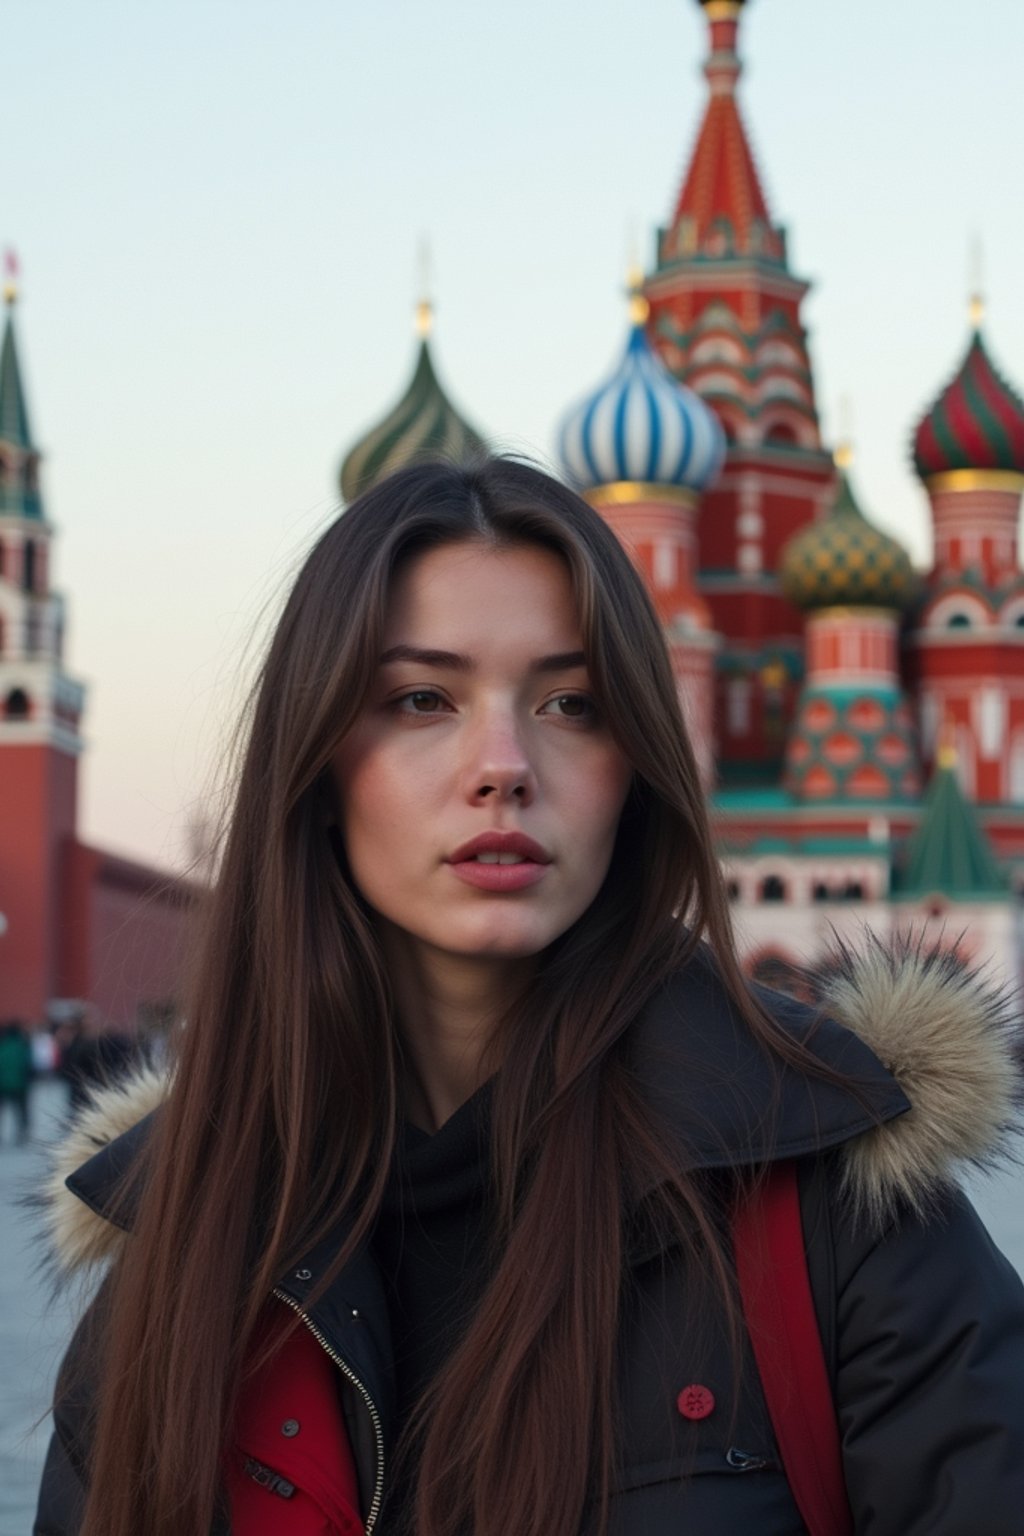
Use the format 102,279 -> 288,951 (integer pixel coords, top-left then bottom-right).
43,934 -> 1022,1274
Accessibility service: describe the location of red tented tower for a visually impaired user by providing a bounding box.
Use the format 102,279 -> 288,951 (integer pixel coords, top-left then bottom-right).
645,0 -> 835,784
0,278 -> 86,1019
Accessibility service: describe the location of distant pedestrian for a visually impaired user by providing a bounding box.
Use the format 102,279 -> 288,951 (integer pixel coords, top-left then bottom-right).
30,1027 -> 58,1075
0,1020 -> 33,1144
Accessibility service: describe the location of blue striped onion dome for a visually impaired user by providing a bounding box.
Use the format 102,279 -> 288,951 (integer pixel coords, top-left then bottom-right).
558,319 -> 726,493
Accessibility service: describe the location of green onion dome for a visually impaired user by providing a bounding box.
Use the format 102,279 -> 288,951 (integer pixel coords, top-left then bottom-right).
912,312 -> 1024,481
339,303 -> 486,504
780,465 -> 918,612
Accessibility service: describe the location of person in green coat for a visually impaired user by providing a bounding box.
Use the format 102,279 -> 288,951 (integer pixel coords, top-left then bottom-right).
0,1019 -> 33,1144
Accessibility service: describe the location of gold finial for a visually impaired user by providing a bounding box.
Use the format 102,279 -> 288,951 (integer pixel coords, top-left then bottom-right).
833,396 -> 854,470
3,248 -> 18,306
415,298 -> 434,339
968,236 -> 985,329
936,715 -> 958,771
415,238 -> 434,338
626,263 -> 649,326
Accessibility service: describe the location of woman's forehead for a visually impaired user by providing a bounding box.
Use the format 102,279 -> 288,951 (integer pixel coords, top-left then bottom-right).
383,542 -> 584,659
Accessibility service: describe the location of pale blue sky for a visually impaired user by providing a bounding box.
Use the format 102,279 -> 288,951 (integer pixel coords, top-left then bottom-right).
3,0 -> 1023,866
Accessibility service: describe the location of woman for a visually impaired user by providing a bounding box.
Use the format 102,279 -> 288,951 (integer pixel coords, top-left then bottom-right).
36,457 -> 1024,1536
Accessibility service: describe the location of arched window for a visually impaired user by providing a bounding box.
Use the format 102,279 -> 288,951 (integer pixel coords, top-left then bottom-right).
843,881 -> 864,900
759,874 -> 786,902
726,879 -> 740,902
4,687 -> 30,719
764,422 -> 797,446
22,540 -> 36,593
812,881 -> 830,902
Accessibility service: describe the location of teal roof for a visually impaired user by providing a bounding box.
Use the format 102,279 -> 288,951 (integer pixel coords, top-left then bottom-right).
0,304 -> 43,520
713,787 -> 794,811
717,834 -> 890,857
0,309 -> 33,450
894,758 -> 1007,902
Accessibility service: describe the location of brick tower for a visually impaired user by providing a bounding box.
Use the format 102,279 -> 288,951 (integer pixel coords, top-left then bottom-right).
645,0 -> 835,784
0,271 -> 86,1018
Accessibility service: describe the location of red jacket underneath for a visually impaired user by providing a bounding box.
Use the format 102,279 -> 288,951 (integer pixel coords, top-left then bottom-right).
223,1302 -> 365,1536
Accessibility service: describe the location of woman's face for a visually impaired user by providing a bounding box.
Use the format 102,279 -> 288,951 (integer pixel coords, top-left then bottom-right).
330,540 -> 633,967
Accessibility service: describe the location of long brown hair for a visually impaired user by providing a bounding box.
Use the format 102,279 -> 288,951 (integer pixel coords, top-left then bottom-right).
80,457 -> 818,1536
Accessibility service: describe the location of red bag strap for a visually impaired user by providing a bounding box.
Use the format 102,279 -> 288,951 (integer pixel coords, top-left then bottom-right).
731,1161 -> 853,1536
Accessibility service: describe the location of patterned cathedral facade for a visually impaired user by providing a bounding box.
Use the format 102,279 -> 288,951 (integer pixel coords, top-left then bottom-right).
340,0 -> 1024,990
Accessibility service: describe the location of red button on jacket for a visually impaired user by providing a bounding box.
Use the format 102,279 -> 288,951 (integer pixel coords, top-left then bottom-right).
676,1383 -> 716,1421
224,1302 -> 365,1536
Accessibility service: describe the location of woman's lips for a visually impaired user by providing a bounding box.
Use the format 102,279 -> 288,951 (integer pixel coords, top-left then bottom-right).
448,858 -> 550,892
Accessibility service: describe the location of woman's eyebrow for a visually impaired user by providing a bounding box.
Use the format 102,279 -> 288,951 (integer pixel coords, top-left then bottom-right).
378,645 -> 587,674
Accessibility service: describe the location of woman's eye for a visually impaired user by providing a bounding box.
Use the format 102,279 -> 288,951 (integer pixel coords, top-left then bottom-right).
541,694 -> 597,722
396,690 -> 448,714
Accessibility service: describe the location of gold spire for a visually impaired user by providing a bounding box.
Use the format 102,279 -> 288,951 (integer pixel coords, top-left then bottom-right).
415,238 -> 434,338
626,263 -> 649,326
936,715 -> 958,771
833,397 -> 854,470
968,236 -> 985,329
415,298 -> 434,339
2,248 -> 17,306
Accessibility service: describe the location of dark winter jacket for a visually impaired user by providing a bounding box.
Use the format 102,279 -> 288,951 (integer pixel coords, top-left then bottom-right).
34,938 -> 1024,1535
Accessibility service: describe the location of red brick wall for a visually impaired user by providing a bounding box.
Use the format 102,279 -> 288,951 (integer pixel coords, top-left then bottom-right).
0,743 -> 78,1020
60,841 -> 195,1028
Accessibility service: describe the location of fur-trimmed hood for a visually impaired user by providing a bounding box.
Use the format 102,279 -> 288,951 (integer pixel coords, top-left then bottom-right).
43,934 -> 1023,1276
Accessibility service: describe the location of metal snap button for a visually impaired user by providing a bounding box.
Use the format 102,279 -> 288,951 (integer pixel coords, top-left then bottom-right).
281,1419 -> 300,1437
294,1268 -> 312,1281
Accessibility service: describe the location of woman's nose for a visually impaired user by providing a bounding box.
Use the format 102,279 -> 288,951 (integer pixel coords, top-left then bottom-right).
463,712 -> 536,805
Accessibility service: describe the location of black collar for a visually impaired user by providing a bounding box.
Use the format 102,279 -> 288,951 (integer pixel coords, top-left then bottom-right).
66,949 -> 909,1230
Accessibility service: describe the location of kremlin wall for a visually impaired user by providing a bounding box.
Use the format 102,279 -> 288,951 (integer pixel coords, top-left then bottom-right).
2,0 -> 1022,1023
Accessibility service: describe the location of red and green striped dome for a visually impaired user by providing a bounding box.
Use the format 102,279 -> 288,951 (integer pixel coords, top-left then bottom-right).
913,328 -> 1024,480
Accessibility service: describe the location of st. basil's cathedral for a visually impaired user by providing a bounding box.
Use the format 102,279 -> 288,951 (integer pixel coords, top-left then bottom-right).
340,0 -> 1024,990
2,0 -> 1023,1022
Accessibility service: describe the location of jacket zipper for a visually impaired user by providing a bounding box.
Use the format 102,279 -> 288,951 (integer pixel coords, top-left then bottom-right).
272,1286 -> 385,1535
